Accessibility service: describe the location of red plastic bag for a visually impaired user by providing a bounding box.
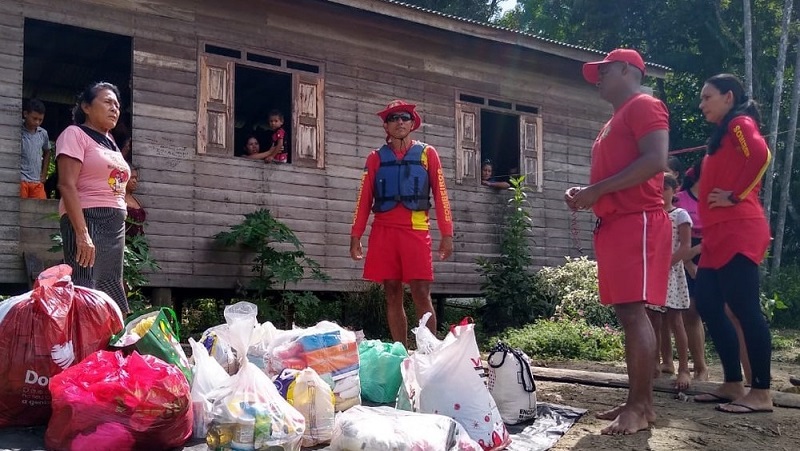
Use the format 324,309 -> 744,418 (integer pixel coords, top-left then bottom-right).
0,264 -> 124,427
46,350 -> 193,451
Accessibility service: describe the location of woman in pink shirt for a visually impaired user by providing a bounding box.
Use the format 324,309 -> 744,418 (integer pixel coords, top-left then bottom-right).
57,82 -> 131,314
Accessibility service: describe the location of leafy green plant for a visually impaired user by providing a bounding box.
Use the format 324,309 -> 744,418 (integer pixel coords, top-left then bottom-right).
476,176 -> 555,334
493,318 -> 625,361
181,298 -> 225,338
763,265 -> 800,328
213,209 -> 329,327
540,256 -> 618,328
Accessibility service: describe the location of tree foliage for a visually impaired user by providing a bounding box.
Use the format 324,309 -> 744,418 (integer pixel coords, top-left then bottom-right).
498,0 -> 799,266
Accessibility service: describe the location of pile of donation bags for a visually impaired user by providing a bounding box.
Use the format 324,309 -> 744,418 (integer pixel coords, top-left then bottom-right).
0,266 -> 538,450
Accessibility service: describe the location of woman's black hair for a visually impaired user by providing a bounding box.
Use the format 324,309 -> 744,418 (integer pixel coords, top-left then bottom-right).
72,82 -> 121,124
680,158 -> 703,192
705,74 -> 761,155
481,159 -> 492,167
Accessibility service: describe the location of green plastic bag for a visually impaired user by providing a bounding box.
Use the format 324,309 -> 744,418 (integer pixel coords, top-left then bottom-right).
358,340 -> 408,404
110,307 -> 193,383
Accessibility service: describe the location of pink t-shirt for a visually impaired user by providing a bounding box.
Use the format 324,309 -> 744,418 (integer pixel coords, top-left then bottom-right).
56,125 -> 130,216
674,189 -> 702,238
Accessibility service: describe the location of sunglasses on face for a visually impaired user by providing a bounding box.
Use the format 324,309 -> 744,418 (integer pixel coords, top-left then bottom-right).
386,113 -> 413,123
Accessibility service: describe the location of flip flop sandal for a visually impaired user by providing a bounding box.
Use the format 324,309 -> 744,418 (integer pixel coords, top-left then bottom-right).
693,393 -> 733,403
715,402 -> 774,414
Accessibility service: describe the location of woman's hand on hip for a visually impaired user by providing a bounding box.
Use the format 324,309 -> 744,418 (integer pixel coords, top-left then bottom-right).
708,188 -> 735,209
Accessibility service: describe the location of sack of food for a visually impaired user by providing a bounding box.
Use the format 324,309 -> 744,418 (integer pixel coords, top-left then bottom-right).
330,405 -> 481,451
110,307 -> 192,382
45,350 -> 192,450
289,367 -> 335,447
402,314 -> 511,450
0,264 -> 124,427
189,338 -> 231,439
487,341 -> 537,425
358,340 -> 408,404
205,309 -> 305,450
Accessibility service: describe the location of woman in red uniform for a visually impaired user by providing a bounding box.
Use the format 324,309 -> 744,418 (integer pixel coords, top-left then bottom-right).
694,74 -> 772,413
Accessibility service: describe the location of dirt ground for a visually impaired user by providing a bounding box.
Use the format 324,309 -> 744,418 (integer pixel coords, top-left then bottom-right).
538,359 -> 800,451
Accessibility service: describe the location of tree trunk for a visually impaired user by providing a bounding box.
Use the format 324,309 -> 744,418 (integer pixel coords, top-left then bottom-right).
771,37 -> 800,273
743,0 -> 754,98
762,0 -> 794,227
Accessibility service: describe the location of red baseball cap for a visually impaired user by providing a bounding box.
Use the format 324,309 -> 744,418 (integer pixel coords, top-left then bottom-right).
582,48 -> 646,85
377,99 -> 422,132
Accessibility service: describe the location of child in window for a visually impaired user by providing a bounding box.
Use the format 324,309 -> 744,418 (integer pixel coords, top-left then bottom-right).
264,109 -> 287,163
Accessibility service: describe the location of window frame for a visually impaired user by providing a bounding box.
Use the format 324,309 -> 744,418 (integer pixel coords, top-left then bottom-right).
454,91 -> 544,191
196,41 -> 325,167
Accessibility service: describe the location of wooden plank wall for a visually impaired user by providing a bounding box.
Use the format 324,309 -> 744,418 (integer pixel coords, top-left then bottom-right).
0,0 -> 24,284
9,0 -> 609,295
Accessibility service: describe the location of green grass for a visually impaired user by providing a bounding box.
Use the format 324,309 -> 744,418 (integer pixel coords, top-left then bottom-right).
490,319 -> 625,361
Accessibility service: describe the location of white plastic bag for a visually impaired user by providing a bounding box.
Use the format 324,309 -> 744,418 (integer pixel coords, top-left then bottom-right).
266,321 -> 361,411
402,314 -> 511,451
205,304 -> 306,450
330,405 -> 481,451
487,342 -> 537,425
291,367 -> 335,446
189,338 -> 230,439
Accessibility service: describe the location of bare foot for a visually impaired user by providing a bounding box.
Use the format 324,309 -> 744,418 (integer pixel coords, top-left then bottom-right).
674,370 -> 691,391
601,408 -> 652,435
693,367 -> 709,381
659,362 -> 675,374
596,404 -> 656,423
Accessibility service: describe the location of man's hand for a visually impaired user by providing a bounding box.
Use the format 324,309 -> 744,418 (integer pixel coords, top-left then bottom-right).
708,188 -> 735,209
349,236 -> 363,260
564,187 -> 582,211
571,185 -> 603,210
439,236 -> 453,260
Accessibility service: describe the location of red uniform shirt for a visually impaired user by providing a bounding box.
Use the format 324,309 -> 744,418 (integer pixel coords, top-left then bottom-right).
590,94 -> 670,218
351,141 -> 453,238
698,115 -> 771,268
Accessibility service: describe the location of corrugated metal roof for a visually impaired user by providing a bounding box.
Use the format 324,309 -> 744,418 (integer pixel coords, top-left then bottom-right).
353,0 -> 672,72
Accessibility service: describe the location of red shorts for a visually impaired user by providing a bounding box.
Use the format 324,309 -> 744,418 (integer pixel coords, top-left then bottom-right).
363,225 -> 433,284
594,210 -> 671,306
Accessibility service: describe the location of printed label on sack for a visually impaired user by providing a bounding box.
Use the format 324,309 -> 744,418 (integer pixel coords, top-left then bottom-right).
22,370 -> 51,407
51,341 -> 75,369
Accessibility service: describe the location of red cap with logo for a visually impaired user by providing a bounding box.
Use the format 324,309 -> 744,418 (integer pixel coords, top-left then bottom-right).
377,99 -> 422,132
582,48 -> 646,85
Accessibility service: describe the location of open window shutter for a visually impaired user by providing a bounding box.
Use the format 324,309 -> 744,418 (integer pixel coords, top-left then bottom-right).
292,74 -> 325,168
519,115 -> 543,191
197,55 -> 233,155
455,102 -> 480,184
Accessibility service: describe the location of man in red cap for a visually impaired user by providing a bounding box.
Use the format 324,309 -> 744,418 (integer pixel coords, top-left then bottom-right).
565,49 -> 672,435
350,100 -> 454,345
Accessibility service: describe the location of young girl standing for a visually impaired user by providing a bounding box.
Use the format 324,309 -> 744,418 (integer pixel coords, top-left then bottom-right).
647,173 -> 693,390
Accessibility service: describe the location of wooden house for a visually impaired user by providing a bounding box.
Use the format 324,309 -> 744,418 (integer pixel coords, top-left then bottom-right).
0,0 -> 668,297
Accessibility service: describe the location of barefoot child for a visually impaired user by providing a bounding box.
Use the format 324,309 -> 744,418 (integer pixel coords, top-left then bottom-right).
647,173 -> 694,390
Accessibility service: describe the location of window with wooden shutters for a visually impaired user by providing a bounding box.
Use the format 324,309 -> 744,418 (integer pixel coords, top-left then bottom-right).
455,102 -> 480,184
519,115 -> 544,191
197,55 -> 233,155
293,75 -> 325,168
